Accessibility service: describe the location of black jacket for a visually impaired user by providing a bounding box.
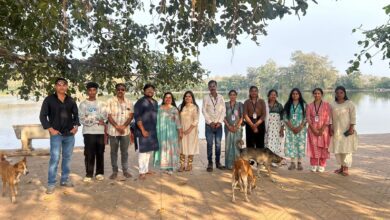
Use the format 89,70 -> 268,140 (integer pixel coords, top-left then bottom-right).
39,94 -> 80,136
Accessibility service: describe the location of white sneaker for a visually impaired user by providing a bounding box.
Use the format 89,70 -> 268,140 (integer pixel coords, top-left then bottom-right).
96,174 -> 104,181
311,166 -> 318,172
83,177 -> 92,183
318,166 -> 325,173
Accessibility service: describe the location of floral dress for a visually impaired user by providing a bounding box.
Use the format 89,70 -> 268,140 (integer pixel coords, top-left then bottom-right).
154,106 -> 181,170
265,102 -> 284,156
284,104 -> 307,158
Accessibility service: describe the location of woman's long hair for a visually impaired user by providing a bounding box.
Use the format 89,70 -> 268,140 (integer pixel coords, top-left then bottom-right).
334,86 -> 349,101
284,88 -> 306,120
179,91 -> 199,112
161,92 -> 177,109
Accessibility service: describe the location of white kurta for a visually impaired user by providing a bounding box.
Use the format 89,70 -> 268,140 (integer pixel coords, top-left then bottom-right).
329,100 -> 358,154
180,104 -> 199,155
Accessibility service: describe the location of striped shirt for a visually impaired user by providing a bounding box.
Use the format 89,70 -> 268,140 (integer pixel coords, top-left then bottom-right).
107,96 -> 133,136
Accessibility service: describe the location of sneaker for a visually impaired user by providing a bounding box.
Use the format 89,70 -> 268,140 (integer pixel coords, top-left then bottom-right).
123,171 -> 132,178
207,163 -> 213,172
96,174 -> 104,181
318,166 -> 325,173
60,181 -> 74,187
46,186 -> 55,194
311,166 -> 318,172
83,177 -> 93,183
109,172 -> 118,180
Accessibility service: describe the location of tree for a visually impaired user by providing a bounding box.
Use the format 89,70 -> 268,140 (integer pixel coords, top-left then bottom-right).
0,0 -> 316,99
288,51 -> 338,89
335,72 -> 363,89
348,4 -> 390,73
247,59 -> 278,90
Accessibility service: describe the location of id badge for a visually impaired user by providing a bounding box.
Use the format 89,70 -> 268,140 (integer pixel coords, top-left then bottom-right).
231,115 -> 236,121
253,113 -> 257,119
292,114 -> 297,120
315,115 -> 319,122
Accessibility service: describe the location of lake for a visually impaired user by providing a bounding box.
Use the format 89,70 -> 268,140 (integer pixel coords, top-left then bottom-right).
1,91 -> 389,150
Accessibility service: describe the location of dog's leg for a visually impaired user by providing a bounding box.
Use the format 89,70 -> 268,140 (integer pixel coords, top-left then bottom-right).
10,182 -> 16,203
243,177 -> 249,202
2,179 -> 6,197
232,179 -> 238,203
14,182 -> 18,196
266,164 -> 276,182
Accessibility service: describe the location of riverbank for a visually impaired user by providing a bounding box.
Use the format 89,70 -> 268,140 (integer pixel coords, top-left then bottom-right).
0,133 -> 389,219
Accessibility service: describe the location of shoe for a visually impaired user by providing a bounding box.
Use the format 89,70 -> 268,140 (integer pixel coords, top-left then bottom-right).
207,162 -> 213,172
334,166 -> 343,174
288,162 -> 296,170
297,162 -> 303,171
318,166 -> 325,173
46,186 -> 55,194
60,181 -> 74,187
311,166 -> 318,172
271,162 -> 278,168
123,171 -> 132,178
83,177 -> 92,183
109,172 -> 118,180
96,174 -> 104,181
216,162 -> 225,170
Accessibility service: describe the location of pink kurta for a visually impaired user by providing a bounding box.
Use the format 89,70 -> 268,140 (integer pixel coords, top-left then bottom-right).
306,101 -> 331,159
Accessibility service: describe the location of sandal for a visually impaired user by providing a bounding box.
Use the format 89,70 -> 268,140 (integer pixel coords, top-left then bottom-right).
334,166 -> 343,174
297,162 -> 303,171
341,166 -> 349,176
288,162 -> 296,170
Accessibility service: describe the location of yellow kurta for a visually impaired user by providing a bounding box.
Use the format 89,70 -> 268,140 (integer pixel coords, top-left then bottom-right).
329,100 -> 358,153
180,104 -> 199,155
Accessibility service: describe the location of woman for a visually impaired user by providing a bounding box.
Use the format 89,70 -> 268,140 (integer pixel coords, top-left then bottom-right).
264,89 -> 284,157
243,86 -> 267,149
179,91 -> 200,172
284,88 -> 307,171
329,86 -> 357,176
224,90 -> 244,170
154,92 -> 183,175
306,88 -> 331,173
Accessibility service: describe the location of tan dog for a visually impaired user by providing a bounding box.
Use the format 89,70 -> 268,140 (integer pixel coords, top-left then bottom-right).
240,148 -> 284,182
232,157 -> 256,202
0,156 -> 29,203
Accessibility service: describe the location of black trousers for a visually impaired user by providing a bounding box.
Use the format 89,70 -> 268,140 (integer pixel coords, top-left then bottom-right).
245,122 -> 265,149
84,134 -> 105,177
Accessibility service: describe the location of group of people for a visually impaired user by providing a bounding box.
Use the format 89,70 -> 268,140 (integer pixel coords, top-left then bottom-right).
39,78 -> 358,194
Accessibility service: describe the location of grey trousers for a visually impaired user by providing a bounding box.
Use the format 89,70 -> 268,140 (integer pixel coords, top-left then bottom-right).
109,135 -> 130,172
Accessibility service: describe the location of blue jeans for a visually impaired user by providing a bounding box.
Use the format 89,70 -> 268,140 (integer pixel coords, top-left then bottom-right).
48,135 -> 75,187
205,124 -> 222,164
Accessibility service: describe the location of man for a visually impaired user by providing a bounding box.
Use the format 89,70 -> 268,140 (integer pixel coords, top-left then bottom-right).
134,84 -> 159,180
202,80 -> 226,172
79,82 -> 107,182
107,83 -> 134,179
40,77 -> 80,194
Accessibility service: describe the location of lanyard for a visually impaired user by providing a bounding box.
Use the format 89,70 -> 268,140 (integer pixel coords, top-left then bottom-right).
292,103 -> 299,113
210,95 -> 218,112
230,102 -> 236,115
314,101 -> 322,116
251,99 -> 257,113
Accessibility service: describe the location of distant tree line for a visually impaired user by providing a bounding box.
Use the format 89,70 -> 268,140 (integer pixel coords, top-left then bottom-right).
214,51 -> 390,92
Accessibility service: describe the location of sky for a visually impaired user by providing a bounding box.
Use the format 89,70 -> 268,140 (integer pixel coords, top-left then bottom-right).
193,0 -> 389,77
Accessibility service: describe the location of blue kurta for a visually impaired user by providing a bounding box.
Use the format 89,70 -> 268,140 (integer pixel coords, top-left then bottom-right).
134,96 -> 159,153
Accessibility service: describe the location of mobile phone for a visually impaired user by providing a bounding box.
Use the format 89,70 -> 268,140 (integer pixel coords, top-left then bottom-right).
343,130 -> 350,137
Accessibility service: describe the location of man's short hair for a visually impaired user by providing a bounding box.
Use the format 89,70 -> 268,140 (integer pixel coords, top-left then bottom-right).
208,80 -> 217,86
86,82 -> 99,89
55,77 -> 68,85
115,83 -> 126,90
143,83 -> 155,91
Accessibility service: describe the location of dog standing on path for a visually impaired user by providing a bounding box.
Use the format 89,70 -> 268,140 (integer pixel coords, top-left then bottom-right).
232,157 -> 256,202
0,156 -> 29,203
240,148 -> 284,182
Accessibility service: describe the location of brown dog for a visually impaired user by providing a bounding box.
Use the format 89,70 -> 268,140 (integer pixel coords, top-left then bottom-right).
0,156 -> 29,203
232,157 -> 256,202
240,148 -> 284,182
